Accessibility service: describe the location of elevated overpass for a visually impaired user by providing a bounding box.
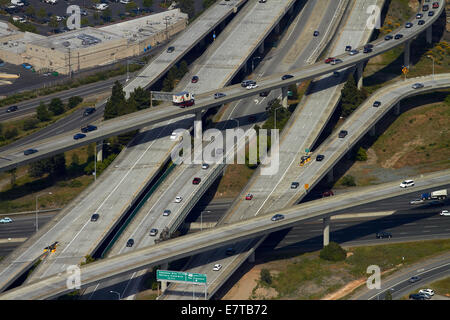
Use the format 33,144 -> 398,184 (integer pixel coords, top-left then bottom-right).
0,0 -> 444,173
0,169 -> 449,300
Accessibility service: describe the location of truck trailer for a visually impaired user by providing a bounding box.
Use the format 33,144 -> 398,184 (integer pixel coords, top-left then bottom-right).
173,91 -> 195,107
420,189 -> 447,200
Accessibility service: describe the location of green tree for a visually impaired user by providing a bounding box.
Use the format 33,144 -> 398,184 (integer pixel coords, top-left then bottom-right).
319,242 -> 346,261
29,159 -> 49,178
177,60 -> 188,78
67,96 -> 83,109
129,87 -> 150,110
36,102 -> 51,122
143,0 -> 153,8
7,168 -> 17,187
340,76 -> 368,117
48,98 -> 64,116
25,5 -> 36,18
445,94 -> 450,106
49,16 -> 59,31
288,84 -> 298,100
178,0 -> 195,18
385,291 -> 392,300
71,153 -> 79,166
341,175 -> 356,187
81,17 -> 89,27
93,12 -> 100,21
101,8 -> 112,21
23,117 -> 39,131
125,1 -> 137,12
4,127 -> 18,140
355,147 -> 368,161
37,8 -> 46,20
202,0 -> 216,9
104,81 -> 126,119
260,269 -> 272,285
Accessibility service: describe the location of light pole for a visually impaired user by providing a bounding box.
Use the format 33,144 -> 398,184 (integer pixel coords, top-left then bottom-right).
427,55 -> 435,80
126,60 -> 129,82
94,142 -> 110,181
35,192 -> 52,233
274,106 -> 283,129
110,290 -> 121,300
251,56 -> 261,72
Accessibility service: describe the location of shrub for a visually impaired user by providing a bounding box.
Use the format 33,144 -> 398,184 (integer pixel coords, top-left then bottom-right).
23,118 -> 39,131
319,242 -> 346,262
67,96 -> 83,109
69,180 -> 82,188
355,147 -> 368,161
341,175 -> 356,187
4,127 -> 18,140
260,268 -> 272,285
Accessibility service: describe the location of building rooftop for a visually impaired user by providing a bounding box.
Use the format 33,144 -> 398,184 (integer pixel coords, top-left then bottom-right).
0,31 -> 45,54
0,21 -> 18,38
100,9 -> 188,42
28,27 -> 123,52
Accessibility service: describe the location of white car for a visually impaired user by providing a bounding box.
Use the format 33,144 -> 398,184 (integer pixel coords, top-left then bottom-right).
55,16 -> 64,22
419,289 -> 434,296
120,0 -> 131,3
95,3 -> 109,10
246,84 -> 258,89
201,163 -> 209,169
412,83 -> 424,89
213,264 -> 222,271
410,199 -> 424,205
0,217 -> 13,224
400,180 -> 414,188
174,196 -> 182,203
170,132 -> 179,140
440,210 -> 450,216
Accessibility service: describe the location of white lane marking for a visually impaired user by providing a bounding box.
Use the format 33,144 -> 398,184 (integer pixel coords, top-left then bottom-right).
88,282 -> 100,300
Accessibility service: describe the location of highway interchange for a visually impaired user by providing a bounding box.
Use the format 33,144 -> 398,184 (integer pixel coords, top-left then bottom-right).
0,0 -> 448,300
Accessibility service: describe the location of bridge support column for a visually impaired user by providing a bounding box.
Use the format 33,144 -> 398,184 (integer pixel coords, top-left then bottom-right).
160,263 -> 169,293
356,62 -> 364,89
96,140 -> 104,162
323,217 -> 330,247
281,86 -> 288,108
395,102 -> 401,116
288,5 -> 293,15
369,125 -> 376,137
243,61 -> 248,74
404,40 -> 411,68
426,25 -> 432,44
327,168 -> 334,183
248,251 -> 255,263
259,42 -> 264,54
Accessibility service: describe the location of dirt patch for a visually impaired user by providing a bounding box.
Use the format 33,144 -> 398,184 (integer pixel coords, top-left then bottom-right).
222,265 -> 262,300
381,136 -> 425,168
321,278 -> 366,300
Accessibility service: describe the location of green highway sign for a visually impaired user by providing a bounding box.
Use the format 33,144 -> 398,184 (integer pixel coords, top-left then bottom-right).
157,270 -> 207,284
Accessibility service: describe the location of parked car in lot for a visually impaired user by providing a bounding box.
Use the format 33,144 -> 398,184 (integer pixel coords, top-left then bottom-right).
73,133 -> 86,140
0,217 -> 13,224
81,125 -> 97,133
376,231 -> 392,239
400,179 -> 414,188
271,214 -> 284,221
338,130 -> 348,138
409,293 -> 428,300
149,228 -> 158,236
90,213 -> 99,222
419,289 -> 434,296
6,105 -> 18,112
24,148 -> 38,156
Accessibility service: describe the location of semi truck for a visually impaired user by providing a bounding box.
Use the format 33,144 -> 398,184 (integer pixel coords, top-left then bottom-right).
420,189 -> 447,200
173,91 -> 195,107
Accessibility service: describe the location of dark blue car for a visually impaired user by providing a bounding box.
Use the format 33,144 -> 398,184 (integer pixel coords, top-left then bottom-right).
73,133 -> 86,140
81,125 -> 97,133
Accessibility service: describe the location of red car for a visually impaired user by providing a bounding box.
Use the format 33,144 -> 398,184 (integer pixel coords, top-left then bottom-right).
245,194 -> 253,200
191,76 -> 199,83
322,190 -> 334,197
325,57 -> 336,64
192,177 -> 201,185
432,2 -> 439,9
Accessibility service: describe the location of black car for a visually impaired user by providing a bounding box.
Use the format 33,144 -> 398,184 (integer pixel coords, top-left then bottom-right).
90,213 -> 99,222
345,45 -> 352,51
126,239 -> 134,247
225,248 -> 236,255
422,4 -> 429,11
259,91 -> 270,97
428,10 -> 434,16
338,130 -> 348,138
290,182 -> 299,189
364,44 -> 373,50
271,214 -> 284,221
418,19 -> 425,25
405,22 -> 413,28
24,148 -> 38,156
363,47 -> 372,53
241,80 -> 256,87
73,133 -> 86,140
384,35 -> 393,41
281,74 -> 293,80
83,107 -> 96,116
6,105 -> 18,112
313,30 -> 319,37
373,101 -> 381,107
409,293 -> 427,300
394,34 -> 403,40
409,276 -> 421,283
81,125 -> 97,133
376,231 -> 392,239
316,154 -> 325,161
167,46 -> 175,53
